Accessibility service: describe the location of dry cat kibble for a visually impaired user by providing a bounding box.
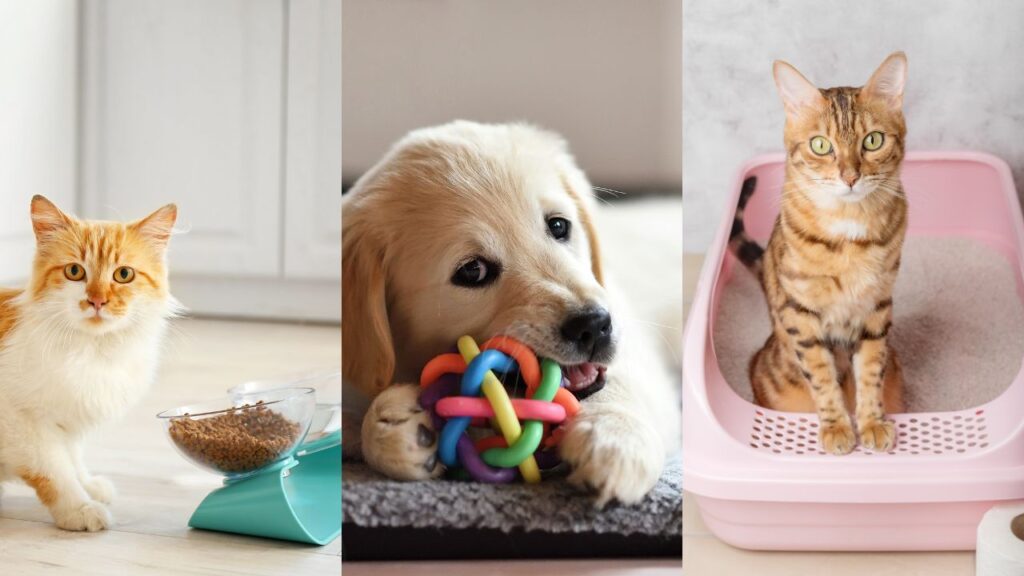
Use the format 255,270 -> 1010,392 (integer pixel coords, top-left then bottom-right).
169,404 -> 301,473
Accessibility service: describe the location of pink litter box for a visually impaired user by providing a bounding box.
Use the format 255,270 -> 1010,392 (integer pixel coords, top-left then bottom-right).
683,151 -> 1024,551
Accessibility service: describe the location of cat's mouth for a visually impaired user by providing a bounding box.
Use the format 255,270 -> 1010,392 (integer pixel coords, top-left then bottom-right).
836,188 -> 869,203
80,308 -> 125,332
81,304 -> 115,324
839,180 -> 882,203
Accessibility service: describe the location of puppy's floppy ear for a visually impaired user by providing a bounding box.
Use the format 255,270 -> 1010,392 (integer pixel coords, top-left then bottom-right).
560,174 -> 604,286
342,215 -> 395,396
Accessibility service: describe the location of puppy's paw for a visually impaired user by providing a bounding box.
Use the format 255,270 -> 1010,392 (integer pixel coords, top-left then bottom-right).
859,419 -> 896,452
560,407 -> 664,508
361,384 -> 444,480
83,476 -> 116,504
820,420 -> 857,455
54,501 -> 111,532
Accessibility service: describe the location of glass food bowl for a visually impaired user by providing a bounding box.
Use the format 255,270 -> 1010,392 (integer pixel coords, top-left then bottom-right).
228,372 -> 341,454
157,387 -> 316,479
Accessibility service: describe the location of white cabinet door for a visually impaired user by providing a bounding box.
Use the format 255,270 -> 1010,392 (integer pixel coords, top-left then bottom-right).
284,0 -> 341,280
81,0 -> 285,277
78,0 -> 339,321
0,0 -> 77,284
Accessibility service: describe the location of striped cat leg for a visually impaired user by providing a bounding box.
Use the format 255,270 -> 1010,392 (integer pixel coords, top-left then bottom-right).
750,335 -> 817,412
781,304 -> 857,455
853,307 -> 897,451
794,339 -> 857,454
882,346 -> 906,413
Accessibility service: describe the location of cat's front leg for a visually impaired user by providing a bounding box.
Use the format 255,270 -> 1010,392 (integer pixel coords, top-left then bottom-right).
71,441 -> 116,504
17,434 -> 110,531
853,305 -> 898,452
800,345 -> 856,454
784,314 -> 857,454
778,302 -> 857,454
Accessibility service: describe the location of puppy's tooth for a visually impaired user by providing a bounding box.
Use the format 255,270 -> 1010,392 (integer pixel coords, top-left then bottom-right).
416,424 -> 436,447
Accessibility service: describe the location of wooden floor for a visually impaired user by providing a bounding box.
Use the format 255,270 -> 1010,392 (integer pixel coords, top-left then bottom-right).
0,319 -> 341,575
682,253 -> 975,575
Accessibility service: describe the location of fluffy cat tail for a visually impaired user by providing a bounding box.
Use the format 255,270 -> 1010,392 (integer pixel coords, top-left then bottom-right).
728,176 -> 764,276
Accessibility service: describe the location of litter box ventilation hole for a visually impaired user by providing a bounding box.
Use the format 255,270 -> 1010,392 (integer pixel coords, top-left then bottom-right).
748,410 -> 989,456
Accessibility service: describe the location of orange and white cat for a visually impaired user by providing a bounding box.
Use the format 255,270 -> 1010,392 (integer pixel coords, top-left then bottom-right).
0,196 -> 178,531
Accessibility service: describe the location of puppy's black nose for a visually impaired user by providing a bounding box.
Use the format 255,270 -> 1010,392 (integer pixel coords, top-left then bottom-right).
560,307 -> 612,357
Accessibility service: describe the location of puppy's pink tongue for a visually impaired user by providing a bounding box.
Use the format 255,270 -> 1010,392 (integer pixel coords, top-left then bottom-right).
565,363 -> 599,391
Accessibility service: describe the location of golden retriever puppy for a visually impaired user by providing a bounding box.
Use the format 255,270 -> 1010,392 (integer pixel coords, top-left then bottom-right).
342,121 -> 679,506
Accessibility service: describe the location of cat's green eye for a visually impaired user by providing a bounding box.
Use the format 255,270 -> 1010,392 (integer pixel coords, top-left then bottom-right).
809,136 -> 833,156
113,266 -> 135,284
63,263 -> 85,281
863,131 -> 885,151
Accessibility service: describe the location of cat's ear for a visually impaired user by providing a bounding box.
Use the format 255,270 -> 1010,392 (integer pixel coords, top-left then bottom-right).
773,60 -> 825,118
862,51 -> 907,108
130,204 -> 177,248
342,218 -> 395,397
30,195 -> 74,240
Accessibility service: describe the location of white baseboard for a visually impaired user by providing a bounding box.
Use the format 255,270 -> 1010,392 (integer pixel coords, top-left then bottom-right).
170,275 -> 340,324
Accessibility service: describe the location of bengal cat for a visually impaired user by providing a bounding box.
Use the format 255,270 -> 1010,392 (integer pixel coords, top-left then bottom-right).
730,52 -> 909,455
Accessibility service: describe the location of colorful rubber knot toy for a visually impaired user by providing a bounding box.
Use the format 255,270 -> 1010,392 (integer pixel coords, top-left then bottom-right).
418,335 -> 580,483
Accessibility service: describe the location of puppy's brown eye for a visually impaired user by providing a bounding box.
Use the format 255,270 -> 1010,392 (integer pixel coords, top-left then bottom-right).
452,257 -> 499,288
547,217 -> 571,241
64,263 -> 85,281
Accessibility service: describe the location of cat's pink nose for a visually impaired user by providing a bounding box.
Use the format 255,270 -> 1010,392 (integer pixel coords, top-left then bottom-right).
843,172 -> 860,186
89,296 -> 107,310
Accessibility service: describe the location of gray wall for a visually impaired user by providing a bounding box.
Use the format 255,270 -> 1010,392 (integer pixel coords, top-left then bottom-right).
683,0 -> 1024,252
343,0 -> 681,192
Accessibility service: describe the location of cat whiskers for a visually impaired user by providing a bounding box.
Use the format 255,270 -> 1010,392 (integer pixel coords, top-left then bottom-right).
25,303 -> 76,362
864,177 -> 906,201
769,178 -> 834,210
160,319 -> 191,361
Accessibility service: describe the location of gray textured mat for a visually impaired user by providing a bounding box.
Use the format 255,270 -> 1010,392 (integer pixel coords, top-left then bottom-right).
342,456 -> 682,537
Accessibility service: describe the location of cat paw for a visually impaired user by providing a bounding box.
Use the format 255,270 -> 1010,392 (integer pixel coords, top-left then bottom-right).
361,384 -> 443,480
819,421 -> 857,455
560,407 -> 664,508
83,476 -> 116,504
859,419 -> 896,452
54,501 -> 111,532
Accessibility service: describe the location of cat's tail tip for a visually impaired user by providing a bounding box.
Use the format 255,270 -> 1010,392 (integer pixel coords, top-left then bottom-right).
728,176 -> 765,275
